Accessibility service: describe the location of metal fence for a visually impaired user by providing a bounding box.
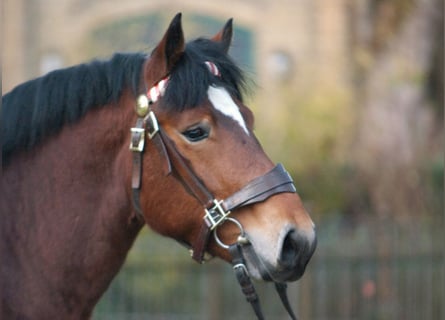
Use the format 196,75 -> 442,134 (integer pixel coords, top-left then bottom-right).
93,220 -> 444,320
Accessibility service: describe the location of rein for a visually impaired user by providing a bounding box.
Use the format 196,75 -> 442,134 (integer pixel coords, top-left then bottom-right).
129,62 -> 299,320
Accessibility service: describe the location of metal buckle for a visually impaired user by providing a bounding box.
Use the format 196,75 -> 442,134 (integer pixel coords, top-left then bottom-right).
204,199 -> 230,230
129,128 -> 145,152
146,111 -> 159,139
233,263 -> 249,275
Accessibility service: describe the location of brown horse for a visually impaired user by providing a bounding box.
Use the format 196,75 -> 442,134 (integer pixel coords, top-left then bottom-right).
1,14 -> 316,319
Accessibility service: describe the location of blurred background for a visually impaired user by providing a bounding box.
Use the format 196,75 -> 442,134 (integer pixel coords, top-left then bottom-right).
2,0 -> 443,319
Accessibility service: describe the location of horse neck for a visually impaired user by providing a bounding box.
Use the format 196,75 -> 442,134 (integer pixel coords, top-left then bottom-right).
0,89 -> 143,318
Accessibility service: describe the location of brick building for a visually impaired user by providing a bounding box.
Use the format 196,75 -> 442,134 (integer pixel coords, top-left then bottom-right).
3,0 -> 350,95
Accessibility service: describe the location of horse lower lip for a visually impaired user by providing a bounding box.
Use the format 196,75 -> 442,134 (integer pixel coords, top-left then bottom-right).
265,265 -> 306,283
244,253 -> 306,283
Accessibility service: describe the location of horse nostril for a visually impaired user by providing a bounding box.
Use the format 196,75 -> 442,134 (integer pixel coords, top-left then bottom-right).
279,230 -> 300,267
276,228 -> 317,281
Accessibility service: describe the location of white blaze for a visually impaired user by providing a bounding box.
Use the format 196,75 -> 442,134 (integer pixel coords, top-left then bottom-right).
207,86 -> 249,134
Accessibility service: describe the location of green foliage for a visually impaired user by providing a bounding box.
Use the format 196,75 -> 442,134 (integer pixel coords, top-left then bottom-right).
252,84 -> 356,218
291,163 -> 352,218
255,84 -> 354,172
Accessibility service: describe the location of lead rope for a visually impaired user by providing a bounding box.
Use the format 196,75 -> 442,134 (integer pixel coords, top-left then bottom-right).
275,283 -> 298,320
226,234 -> 298,320
229,243 -> 265,320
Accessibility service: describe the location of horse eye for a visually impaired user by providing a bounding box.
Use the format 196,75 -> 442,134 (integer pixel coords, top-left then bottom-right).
182,125 -> 210,142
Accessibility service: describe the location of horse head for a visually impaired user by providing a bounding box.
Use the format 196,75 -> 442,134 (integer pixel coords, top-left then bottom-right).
134,13 -> 316,284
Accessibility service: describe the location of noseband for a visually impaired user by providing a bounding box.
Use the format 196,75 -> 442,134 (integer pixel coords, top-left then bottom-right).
129,62 -> 299,320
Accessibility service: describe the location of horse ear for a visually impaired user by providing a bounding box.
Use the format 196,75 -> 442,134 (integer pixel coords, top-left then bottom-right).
211,18 -> 233,54
144,13 -> 185,84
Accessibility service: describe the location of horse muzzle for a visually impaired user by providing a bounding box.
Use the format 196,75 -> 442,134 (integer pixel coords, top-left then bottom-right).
242,225 -> 317,283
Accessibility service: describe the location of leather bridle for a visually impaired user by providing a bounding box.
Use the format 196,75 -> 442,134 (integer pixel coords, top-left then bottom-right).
129,62 -> 299,319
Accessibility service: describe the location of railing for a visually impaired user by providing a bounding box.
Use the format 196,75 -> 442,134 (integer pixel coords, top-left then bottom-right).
93,222 -> 444,320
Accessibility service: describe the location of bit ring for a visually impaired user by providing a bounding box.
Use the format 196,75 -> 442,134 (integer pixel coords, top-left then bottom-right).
213,217 -> 248,249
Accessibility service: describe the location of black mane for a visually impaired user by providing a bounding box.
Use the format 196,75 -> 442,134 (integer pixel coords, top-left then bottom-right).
1,38 -> 246,166
162,38 -> 246,111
